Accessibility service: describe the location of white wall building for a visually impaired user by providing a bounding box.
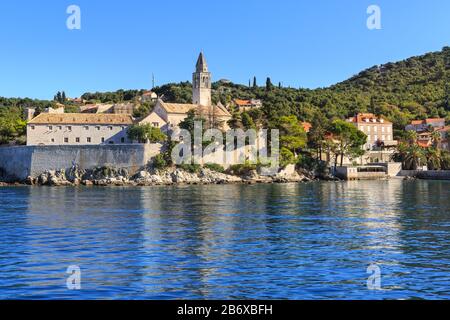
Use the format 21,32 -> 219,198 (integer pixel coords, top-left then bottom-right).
27,114 -> 133,146
347,113 -> 397,150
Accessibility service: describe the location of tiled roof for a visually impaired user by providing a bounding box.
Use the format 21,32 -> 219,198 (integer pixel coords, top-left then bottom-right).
348,113 -> 392,124
425,118 -> 445,124
410,118 -> 446,125
301,122 -> 312,133
437,126 -> 450,132
28,113 -> 133,125
160,101 -> 231,117
235,99 -> 252,106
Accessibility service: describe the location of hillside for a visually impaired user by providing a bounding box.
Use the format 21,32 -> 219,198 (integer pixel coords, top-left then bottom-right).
151,47 -> 449,128
0,47 -> 449,144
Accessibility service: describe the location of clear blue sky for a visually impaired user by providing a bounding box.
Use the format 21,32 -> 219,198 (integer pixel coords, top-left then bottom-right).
0,0 -> 448,100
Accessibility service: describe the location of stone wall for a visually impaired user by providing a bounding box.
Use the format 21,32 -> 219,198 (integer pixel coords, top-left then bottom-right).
417,171 -> 450,180
0,144 -> 162,181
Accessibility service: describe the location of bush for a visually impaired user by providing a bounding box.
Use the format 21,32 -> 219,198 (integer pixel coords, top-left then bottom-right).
177,163 -> 202,173
227,162 -> 257,176
280,147 -> 295,167
152,154 -> 167,169
204,163 -> 225,173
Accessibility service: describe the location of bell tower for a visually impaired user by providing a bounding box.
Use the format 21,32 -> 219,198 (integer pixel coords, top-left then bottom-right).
192,52 -> 212,106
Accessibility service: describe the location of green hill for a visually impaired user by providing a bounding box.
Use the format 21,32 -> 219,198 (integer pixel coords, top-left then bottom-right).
152,47 -> 449,129
0,47 -> 449,144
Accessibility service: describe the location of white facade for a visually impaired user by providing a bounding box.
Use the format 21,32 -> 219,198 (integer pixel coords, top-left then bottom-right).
348,114 -> 397,150
27,114 -> 133,146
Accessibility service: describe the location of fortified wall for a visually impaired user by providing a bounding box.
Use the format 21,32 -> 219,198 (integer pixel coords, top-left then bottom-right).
0,144 -> 162,181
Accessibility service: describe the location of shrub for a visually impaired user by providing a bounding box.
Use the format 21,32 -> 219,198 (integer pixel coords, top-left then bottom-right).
152,154 -> 167,169
227,162 -> 257,176
204,163 -> 225,173
177,163 -> 202,173
280,147 -> 295,167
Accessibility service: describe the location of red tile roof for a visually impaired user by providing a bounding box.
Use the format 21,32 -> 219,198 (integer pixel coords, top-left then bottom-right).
301,122 -> 312,133
348,113 -> 392,124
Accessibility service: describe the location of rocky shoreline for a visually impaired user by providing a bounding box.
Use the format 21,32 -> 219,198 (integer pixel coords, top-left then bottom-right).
0,164 -> 326,187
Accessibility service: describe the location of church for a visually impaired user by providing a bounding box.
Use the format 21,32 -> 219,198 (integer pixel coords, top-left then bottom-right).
140,52 -> 232,132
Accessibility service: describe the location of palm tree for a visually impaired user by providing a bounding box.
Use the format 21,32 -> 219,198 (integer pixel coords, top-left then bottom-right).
425,147 -> 441,170
405,130 -> 418,146
404,144 -> 425,170
431,130 -> 442,148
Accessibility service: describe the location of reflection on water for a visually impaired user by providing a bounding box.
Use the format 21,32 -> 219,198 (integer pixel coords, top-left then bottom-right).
0,180 -> 449,299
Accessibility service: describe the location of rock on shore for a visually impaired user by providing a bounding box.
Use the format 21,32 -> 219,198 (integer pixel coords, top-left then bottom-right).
5,164 -> 315,187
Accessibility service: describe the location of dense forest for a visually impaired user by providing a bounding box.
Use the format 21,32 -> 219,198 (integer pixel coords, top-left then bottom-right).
1,47 -> 449,145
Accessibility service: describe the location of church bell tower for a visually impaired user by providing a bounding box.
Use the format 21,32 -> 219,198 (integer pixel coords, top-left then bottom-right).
192,52 -> 212,106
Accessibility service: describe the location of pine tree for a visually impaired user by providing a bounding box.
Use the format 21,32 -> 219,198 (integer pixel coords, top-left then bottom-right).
265,77 -> 273,91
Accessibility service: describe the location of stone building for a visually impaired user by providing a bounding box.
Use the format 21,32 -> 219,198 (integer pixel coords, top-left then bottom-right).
145,52 -> 232,132
347,113 -> 397,150
234,99 -> 262,112
27,113 -> 133,146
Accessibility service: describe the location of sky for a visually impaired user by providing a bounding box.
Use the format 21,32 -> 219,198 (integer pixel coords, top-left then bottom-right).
0,0 -> 448,100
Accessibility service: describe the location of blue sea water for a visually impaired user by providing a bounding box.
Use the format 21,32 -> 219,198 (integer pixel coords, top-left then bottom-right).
0,180 -> 449,300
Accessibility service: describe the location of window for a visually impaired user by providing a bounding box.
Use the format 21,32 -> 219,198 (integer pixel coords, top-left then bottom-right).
121,137 -> 125,143
48,126 -> 53,130
152,122 -> 159,128
84,126 -> 89,130
64,138 -> 69,143
51,138 -> 55,143
76,137 -> 80,143
101,138 -> 105,143
382,127 -> 385,133
108,126 -> 113,130
387,135 -> 391,141
67,126 -> 72,131
382,135 -> 385,141
87,137 -> 91,143
58,126 -> 62,130
96,126 -> 101,131
31,126 -> 35,130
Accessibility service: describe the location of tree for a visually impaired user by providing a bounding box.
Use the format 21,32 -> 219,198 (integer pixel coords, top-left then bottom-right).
425,147 -> 441,170
127,124 -> 166,143
272,115 -> 307,156
329,119 -> 367,167
253,76 -> 257,88
179,109 -> 206,137
265,77 -> 273,91
431,130 -> 442,148
307,111 -> 329,161
403,144 -> 425,170
241,112 -> 256,130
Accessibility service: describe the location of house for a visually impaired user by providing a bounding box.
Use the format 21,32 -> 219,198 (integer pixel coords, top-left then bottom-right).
112,103 -> 136,115
139,112 -> 168,133
140,91 -> 158,103
301,122 -> 312,133
146,52 -> 232,132
405,118 -> 448,150
26,113 -> 133,146
405,118 -> 446,132
234,99 -> 262,112
347,113 -> 397,150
